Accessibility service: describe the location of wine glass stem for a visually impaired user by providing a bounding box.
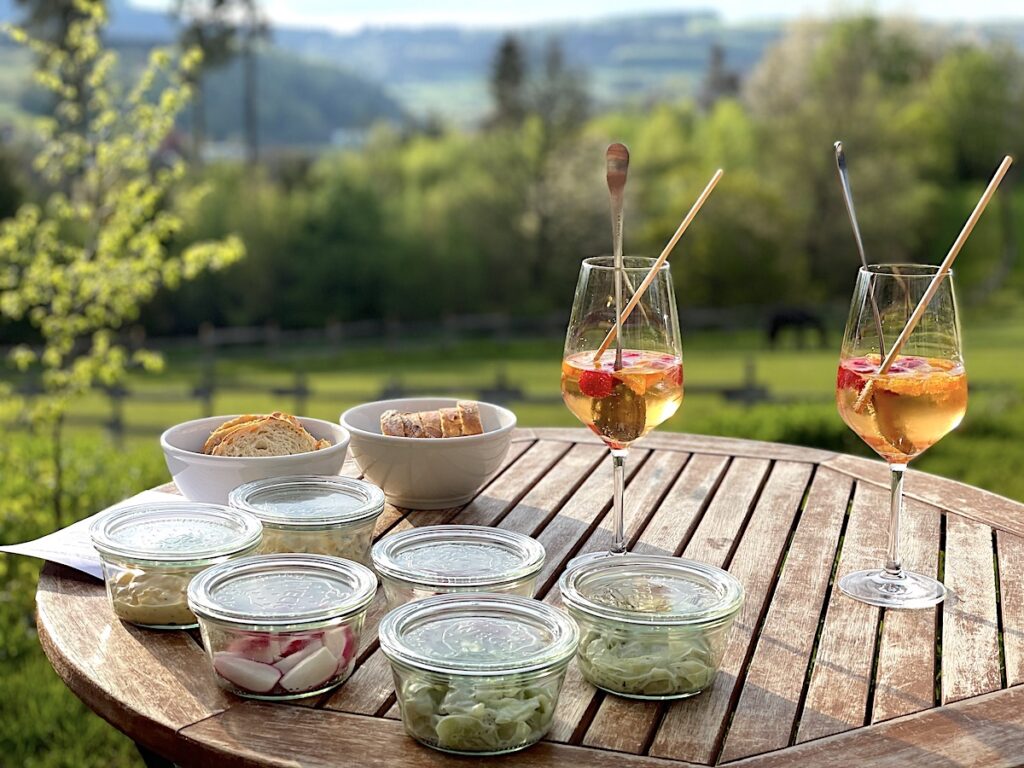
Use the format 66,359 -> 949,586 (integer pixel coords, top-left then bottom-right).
611,448 -> 628,554
885,464 -> 907,577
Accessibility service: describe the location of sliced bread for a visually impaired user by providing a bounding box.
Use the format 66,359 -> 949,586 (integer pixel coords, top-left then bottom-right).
210,417 -> 319,457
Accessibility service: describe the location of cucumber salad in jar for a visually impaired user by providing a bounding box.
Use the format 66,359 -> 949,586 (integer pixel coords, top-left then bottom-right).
379,593 -> 578,755
559,553 -> 743,700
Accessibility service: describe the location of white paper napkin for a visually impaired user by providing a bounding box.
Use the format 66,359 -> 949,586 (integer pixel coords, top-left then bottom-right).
0,489 -> 182,579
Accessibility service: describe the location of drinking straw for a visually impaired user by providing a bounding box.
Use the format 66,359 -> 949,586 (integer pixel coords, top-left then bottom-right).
593,168 -> 723,363
854,155 -> 1013,411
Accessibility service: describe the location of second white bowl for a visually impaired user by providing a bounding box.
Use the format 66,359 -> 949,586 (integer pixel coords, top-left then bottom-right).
340,398 -> 516,510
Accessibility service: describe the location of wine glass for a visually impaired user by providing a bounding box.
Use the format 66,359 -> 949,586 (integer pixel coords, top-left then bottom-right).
561,256 -> 683,555
836,264 -> 968,608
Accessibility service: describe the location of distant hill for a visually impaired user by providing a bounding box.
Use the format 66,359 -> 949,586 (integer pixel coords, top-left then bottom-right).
271,12 -> 783,123
199,50 -> 405,146
0,0 -> 406,147
1,1 -> 1023,134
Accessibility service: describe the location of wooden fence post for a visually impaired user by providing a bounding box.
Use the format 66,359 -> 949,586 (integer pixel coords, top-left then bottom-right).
107,385 -> 125,448
294,369 -> 309,416
326,319 -> 342,350
197,324 -> 217,418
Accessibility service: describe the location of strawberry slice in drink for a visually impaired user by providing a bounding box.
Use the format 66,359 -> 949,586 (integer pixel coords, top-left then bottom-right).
579,369 -> 615,399
888,356 -> 930,374
838,357 -> 877,393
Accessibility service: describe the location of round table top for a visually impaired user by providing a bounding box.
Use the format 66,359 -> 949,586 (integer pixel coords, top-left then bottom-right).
36,428 -> 1024,768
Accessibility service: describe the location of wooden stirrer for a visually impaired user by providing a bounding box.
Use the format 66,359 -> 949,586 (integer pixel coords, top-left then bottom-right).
593,168 -> 723,363
854,155 -> 1013,411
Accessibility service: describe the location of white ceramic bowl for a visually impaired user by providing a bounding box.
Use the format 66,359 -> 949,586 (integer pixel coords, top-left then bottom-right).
160,415 -> 350,504
340,398 -> 516,510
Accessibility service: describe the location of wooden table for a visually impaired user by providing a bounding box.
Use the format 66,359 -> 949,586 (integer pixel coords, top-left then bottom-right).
36,429 -> 1024,767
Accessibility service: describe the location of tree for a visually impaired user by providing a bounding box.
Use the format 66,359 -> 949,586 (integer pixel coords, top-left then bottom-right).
240,2 -> 269,164
927,45 -> 1024,295
699,43 -> 739,111
174,0 -> 266,162
489,34 -> 527,127
13,0 -> 100,133
531,38 -> 589,137
0,0 -> 244,517
742,18 -> 941,298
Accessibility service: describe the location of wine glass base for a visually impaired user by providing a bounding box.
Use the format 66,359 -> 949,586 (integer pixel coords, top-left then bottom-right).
839,568 -> 947,609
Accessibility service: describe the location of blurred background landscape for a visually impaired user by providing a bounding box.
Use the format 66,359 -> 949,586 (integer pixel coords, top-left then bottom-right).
1,0 -> 1023,764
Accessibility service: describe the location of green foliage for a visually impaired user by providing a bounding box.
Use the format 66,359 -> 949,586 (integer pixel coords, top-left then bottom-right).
0,0 -> 244,424
139,16 -> 1024,332
0,431 -> 164,768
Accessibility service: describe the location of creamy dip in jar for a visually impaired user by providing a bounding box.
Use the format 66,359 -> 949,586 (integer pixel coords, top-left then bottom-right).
90,502 -> 262,629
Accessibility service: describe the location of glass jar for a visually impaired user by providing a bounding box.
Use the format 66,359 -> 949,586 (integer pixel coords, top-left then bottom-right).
89,502 -> 263,630
372,525 -> 545,611
379,593 -> 579,755
187,553 -> 377,700
558,554 -> 744,700
228,475 -> 385,566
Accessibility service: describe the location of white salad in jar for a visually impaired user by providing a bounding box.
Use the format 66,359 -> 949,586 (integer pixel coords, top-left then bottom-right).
229,475 -> 385,566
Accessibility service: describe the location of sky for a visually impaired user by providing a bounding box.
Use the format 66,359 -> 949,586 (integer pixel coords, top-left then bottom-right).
133,0 -> 1024,33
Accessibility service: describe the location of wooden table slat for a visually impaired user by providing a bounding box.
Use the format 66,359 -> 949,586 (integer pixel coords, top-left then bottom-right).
996,530 -> 1024,687
870,499 -> 941,723
794,481 -> 886,743
822,453 -> 1024,538
524,428 -> 836,464
725,684 -> 1024,768
650,460 -> 815,764
35,567 -> 233,758
941,514 -> 1002,703
528,448 -> 652,595
498,442 -> 608,536
179,703 -> 692,768
719,467 -> 853,761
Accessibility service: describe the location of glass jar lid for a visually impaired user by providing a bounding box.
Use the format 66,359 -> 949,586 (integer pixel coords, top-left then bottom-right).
371,525 -> 545,588
90,502 -> 263,565
187,553 -> 377,627
379,593 -> 578,676
229,475 -> 385,528
558,554 -> 744,626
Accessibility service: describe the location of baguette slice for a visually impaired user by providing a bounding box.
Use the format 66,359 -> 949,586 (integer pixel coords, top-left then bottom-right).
439,407 -> 463,438
380,409 -> 407,437
419,410 -> 443,438
457,401 -> 484,436
210,417 -> 319,457
402,412 -> 427,438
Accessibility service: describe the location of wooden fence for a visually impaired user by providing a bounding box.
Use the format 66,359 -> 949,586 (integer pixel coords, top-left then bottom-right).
4,307 -> 846,444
